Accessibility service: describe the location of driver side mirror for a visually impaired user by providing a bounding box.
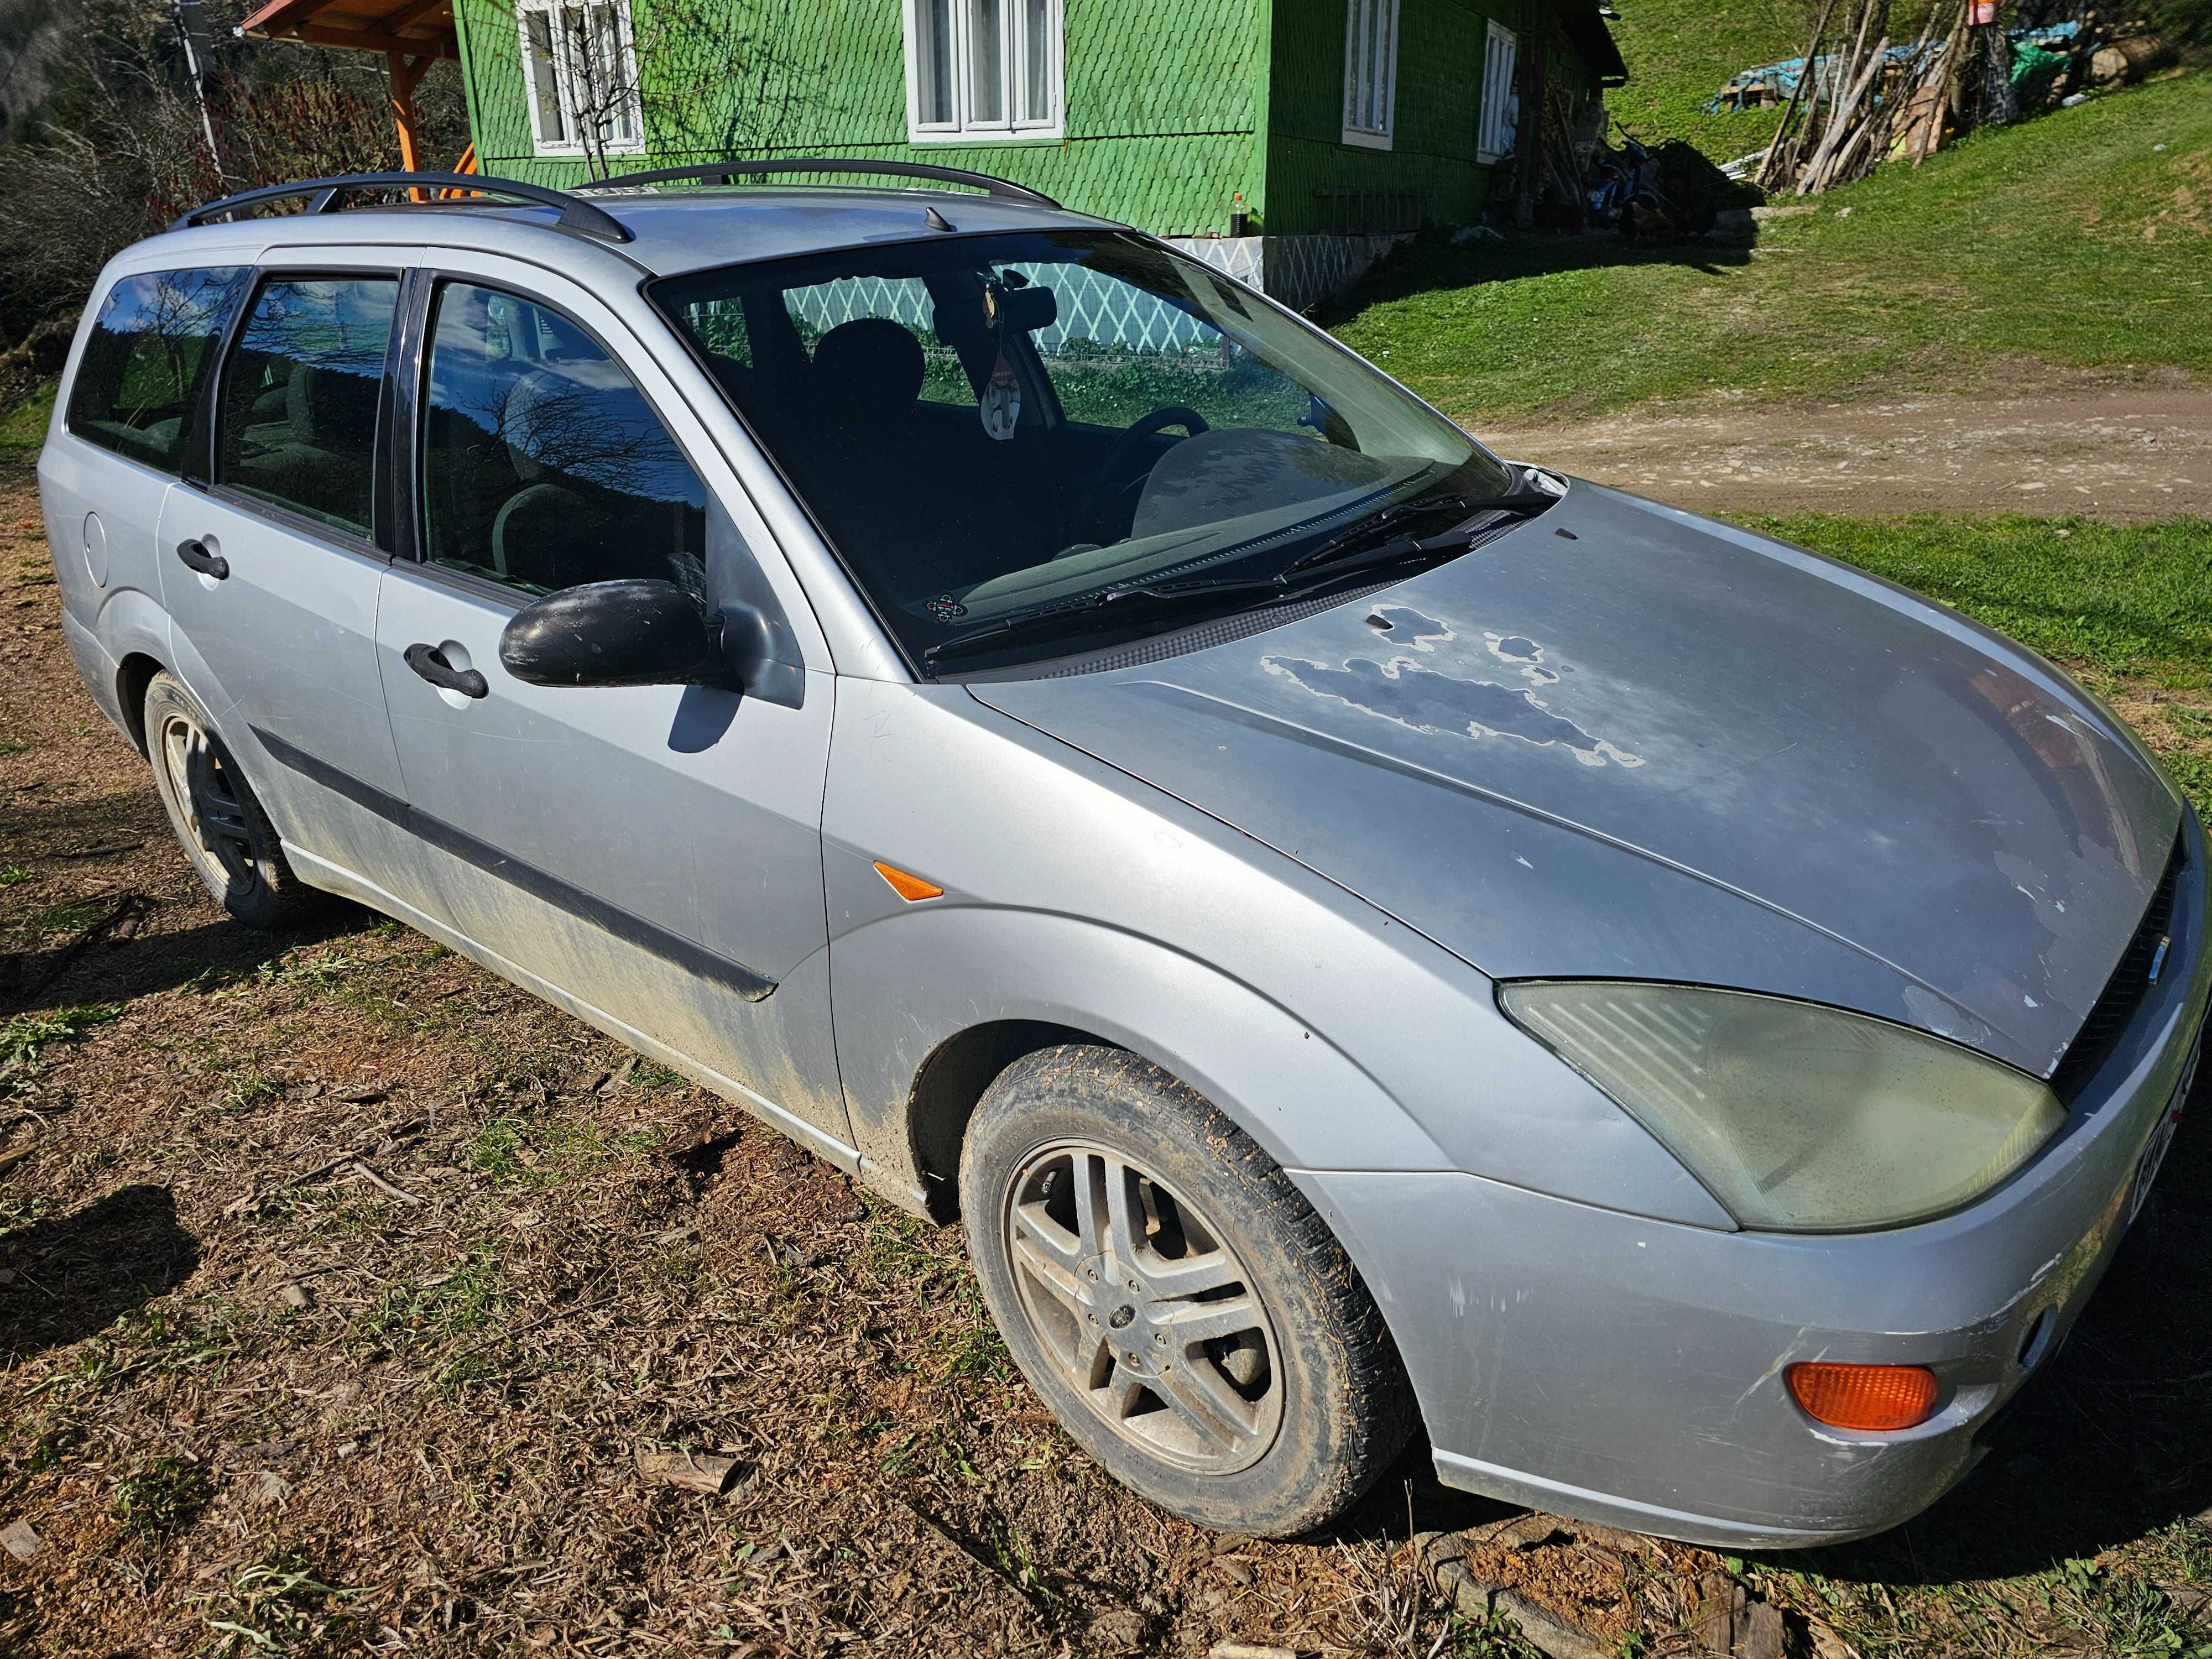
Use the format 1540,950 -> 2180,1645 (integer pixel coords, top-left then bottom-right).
501,579 -> 765,691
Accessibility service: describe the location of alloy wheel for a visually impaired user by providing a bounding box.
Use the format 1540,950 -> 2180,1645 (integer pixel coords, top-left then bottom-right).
1002,1138 -> 1284,1475
158,711 -> 259,891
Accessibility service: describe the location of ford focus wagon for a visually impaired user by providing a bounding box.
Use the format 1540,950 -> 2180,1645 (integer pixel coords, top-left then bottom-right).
37,164 -> 2208,1545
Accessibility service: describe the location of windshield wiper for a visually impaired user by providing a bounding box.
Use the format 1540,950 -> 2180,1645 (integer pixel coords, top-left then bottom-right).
921,472 -> 1564,674
1276,471 -> 1563,580
921,583 -> 1245,671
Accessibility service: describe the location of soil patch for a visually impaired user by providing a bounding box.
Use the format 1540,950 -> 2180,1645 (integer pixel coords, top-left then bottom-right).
1482,380 -> 2212,521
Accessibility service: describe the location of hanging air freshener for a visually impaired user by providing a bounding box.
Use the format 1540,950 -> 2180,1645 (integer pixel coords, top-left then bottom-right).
980,349 -> 1021,441
978,275 -> 1022,442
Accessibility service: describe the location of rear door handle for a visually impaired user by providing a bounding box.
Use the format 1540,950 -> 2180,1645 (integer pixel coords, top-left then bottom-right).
175,538 -> 228,580
404,641 -> 489,700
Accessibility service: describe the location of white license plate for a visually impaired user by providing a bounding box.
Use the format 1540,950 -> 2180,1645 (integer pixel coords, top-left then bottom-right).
2128,1030 -> 2201,1228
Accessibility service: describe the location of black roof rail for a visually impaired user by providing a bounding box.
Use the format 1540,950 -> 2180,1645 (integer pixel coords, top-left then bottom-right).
171,172 -> 634,244
586,158 -> 1061,209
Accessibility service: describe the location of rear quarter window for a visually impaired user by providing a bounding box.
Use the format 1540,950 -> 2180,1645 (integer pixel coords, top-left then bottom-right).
65,268 -> 246,476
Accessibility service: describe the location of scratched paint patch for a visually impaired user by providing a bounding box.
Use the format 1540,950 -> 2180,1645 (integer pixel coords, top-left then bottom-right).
1266,607 -> 1641,768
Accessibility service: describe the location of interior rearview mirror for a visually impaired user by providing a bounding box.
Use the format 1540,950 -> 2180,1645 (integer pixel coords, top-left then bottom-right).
994,285 -> 1058,335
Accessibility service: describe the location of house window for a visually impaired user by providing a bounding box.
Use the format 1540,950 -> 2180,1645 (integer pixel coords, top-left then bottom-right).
517,0 -> 645,161
1478,20 -> 1519,163
1341,0 -> 1399,150
906,0 -> 1063,140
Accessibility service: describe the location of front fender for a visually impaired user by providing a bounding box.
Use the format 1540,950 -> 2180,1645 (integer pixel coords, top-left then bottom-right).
823,680 -> 1730,1230
831,898 -> 1455,1198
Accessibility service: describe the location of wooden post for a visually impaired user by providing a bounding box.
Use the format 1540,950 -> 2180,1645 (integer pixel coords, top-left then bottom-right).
1513,0 -> 1552,230
386,49 -> 431,173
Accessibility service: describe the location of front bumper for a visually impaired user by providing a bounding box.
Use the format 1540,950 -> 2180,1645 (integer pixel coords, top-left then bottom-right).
1295,816 -> 2210,1549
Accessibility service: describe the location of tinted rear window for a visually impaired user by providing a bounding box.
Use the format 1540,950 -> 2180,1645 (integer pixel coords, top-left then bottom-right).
65,268 -> 246,476
215,275 -> 400,539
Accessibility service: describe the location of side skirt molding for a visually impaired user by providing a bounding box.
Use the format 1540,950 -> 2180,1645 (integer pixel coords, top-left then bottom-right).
252,724 -> 778,1002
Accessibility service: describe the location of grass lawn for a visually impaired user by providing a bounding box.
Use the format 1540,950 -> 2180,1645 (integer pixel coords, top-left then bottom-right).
1330,69 -> 2212,425
0,382 -> 53,462
1606,0 -> 1820,161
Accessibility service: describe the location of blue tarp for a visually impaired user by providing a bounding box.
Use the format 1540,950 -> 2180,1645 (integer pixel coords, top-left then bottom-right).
1703,20 -> 2079,113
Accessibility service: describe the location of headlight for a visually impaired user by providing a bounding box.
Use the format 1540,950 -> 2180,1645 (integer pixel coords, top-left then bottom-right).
1499,982 -> 2065,1232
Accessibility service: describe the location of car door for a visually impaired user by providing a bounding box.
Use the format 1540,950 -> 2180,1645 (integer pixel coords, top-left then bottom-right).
155,254 -> 419,894
373,260 -> 851,1154
43,265 -> 247,687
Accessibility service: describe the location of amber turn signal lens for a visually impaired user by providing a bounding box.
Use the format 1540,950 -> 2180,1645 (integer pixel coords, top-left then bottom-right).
1785,1362 -> 1939,1431
874,862 -> 944,902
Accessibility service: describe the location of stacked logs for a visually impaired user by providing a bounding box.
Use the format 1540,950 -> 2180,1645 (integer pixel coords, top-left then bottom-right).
1757,0 -> 1975,195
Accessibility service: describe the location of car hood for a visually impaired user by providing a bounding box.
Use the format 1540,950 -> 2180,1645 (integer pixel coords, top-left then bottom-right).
967,483 -> 2183,1078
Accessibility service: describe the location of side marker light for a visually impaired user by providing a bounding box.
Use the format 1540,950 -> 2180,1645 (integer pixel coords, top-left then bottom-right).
874,862 -> 943,902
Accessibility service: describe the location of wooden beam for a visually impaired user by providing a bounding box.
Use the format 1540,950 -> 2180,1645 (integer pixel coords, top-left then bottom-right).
380,0 -> 452,33
238,0 -> 345,32
387,49 -> 424,178
284,22 -> 457,56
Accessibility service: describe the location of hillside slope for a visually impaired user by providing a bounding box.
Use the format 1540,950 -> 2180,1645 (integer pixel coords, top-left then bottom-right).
1332,68 -> 2211,424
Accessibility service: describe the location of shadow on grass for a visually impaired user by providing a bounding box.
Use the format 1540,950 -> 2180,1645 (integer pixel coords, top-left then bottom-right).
0,775 -> 367,1015
1314,221 -> 1761,327
0,1185 -> 199,1359
0,907 -> 363,1015
1799,1060 -> 2212,1587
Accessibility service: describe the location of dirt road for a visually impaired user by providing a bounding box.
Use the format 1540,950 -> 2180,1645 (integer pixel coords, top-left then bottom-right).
1480,380 -> 2212,520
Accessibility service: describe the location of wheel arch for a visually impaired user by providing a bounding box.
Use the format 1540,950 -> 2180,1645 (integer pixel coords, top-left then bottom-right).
116,651 -> 165,754
904,1019 -> 1114,1221
834,906 -> 1454,1219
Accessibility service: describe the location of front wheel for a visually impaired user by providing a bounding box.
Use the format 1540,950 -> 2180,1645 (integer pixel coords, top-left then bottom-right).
960,1045 -> 1415,1536
143,672 -> 326,930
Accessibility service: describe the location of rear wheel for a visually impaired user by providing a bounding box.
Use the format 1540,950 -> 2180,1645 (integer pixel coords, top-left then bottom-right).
960,1045 -> 1415,1536
143,672 -> 325,930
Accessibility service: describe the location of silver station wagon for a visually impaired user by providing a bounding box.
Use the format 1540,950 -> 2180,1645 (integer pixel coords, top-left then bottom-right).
37,164 -> 2208,1546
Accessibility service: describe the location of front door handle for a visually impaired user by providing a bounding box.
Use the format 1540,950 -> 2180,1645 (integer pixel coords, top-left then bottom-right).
404,642 -> 488,700
175,538 -> 228,580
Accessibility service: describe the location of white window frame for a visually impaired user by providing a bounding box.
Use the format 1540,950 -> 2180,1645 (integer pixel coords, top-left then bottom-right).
904,0 -> 1065,143
1341,0 -> 1400,150
1477,19 -> 1519,164
516,0 -> 646,161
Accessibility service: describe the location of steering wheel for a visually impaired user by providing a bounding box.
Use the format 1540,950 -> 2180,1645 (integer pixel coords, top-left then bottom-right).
1068,405 -> 1209,542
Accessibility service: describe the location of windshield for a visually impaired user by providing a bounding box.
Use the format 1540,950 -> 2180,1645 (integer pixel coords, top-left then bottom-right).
650,228 -> 1511,672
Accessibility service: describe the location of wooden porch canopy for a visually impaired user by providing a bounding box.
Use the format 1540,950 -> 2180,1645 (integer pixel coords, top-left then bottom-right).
237,0 -> 472,172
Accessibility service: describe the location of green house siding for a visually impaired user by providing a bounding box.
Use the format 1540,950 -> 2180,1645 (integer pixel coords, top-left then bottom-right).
1262,0 -> 1517,233
456,0 -> 1266,236
452,0 -> 1606,241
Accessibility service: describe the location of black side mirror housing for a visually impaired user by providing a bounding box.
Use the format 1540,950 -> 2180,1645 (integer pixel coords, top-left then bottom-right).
500,580 -> 727,688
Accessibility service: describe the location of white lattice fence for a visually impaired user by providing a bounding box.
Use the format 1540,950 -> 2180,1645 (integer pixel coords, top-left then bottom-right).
783,268 -> 1222,358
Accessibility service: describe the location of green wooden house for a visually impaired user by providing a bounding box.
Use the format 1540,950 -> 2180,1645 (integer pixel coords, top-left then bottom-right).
245,0 -> 1625,305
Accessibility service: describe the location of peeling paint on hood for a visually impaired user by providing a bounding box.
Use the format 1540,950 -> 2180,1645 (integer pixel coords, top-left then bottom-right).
967,483 -> 2183,1077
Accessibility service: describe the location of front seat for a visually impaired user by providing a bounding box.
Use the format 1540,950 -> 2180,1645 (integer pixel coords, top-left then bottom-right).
489,369 -> 593,589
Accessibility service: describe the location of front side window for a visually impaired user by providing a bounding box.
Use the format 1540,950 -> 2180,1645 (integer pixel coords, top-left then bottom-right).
418,281 -> 705,597
215,276 -> 399,539
906,0 -> 1062,139
517,0 -> 644,162
65,267 -> 246,476
654,231 -> 1510,674
1342,0 -> 1401,149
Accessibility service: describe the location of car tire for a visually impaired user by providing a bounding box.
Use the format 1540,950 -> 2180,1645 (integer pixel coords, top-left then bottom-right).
960,1044 -> 1415,1537
142,672 -> 326,931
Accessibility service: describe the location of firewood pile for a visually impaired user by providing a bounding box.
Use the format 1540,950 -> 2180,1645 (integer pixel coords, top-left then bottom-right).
1755,1 -> 2138,196
1758,0 -> 1970,195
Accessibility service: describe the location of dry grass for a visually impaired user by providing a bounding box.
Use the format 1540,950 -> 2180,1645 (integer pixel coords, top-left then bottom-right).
4,464 -> 2212,1658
